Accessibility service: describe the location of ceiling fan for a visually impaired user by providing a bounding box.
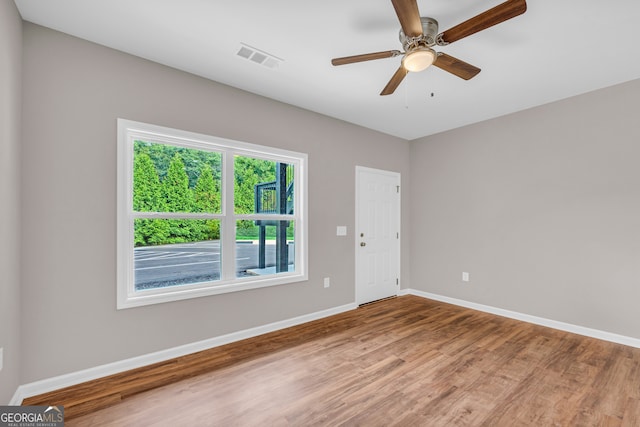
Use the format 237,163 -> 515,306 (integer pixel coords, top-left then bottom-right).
331,0 -> 527,95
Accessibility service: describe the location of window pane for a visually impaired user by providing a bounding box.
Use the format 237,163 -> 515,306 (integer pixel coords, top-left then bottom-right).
234,155 -> 294,215
134,219 -> 221,290
236,220 -> 295,278
133,140 -> 221,213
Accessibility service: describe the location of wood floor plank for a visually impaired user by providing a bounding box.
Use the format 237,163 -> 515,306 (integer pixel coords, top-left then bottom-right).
26,295 -> 640,426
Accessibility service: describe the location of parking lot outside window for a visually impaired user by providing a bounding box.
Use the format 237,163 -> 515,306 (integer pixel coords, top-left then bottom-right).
117,119 -> 308,309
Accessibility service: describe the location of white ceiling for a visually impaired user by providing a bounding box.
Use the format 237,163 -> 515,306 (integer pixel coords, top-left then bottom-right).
14,0 -> 640,140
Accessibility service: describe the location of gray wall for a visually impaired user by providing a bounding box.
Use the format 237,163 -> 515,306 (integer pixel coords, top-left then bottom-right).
0,0 -> 22,404
20,23 -> 411,383
410,78 -> 640,339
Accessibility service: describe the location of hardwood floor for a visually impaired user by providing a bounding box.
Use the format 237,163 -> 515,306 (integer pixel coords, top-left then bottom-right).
39,296 -> 640,425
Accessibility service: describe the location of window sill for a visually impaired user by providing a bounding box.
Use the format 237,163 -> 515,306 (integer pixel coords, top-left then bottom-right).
117,272 -> 309,309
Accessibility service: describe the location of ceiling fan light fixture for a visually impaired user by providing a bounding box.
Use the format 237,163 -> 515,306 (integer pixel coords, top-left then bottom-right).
402,47 -> 436,72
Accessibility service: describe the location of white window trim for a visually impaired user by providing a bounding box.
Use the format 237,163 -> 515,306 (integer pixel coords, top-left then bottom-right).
117,119 -> 308,309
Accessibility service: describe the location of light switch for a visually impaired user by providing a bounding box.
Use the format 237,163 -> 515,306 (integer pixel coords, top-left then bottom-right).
336,226 -> 347,236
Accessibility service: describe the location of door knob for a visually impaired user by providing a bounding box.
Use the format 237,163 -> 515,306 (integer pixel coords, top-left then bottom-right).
360,242 -> 366,247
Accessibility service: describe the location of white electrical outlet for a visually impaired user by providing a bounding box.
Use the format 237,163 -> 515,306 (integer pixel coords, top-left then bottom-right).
0,347 -> 3,372
462,272 -> 470,282
324,277 -> 330,288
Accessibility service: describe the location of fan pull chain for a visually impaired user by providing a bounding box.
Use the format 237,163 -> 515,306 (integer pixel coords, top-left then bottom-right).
404,74 -> 409,109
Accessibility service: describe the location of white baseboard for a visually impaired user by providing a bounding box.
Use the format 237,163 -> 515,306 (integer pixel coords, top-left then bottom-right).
9,389 -> 23,406
406,289 -> 640,349
13,291 -> 640,405
11,302 -> 358,405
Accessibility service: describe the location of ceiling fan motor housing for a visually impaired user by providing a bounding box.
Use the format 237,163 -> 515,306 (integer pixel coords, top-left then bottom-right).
399,17 -> 439,50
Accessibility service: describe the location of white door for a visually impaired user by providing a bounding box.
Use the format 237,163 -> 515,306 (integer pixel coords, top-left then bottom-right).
355,166 -> 400,305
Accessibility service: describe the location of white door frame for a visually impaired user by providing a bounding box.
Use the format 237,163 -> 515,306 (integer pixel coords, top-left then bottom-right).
355,166 -> 401,305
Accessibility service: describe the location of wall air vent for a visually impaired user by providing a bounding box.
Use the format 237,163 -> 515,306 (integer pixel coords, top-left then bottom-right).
236,43 -> 283,70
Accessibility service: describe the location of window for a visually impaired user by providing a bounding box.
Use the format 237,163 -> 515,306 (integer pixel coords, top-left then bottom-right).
117,119 -> 307,308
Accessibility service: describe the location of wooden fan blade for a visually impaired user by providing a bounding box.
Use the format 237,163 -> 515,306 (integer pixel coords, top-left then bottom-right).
438,0 -> 527,45
331,50 -> 401,66
433,53 -> 481,80
380,66 -> 408,96
391,0 -> 423,38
